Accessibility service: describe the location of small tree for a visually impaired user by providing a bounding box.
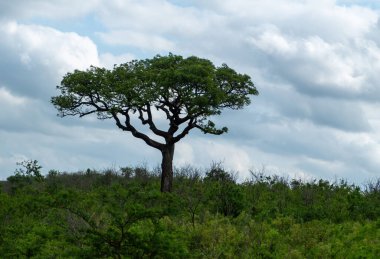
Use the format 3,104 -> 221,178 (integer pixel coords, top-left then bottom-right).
7,160 -> 44,192
51,54 -> 258,192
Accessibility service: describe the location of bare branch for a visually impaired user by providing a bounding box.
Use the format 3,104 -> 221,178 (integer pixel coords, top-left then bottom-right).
79,110 -> 98,117
156,103 -> 172,120
137,105 -> 169,139
137,108 -> 149,125
111,110 -> 164,150
173,118 -> 196,143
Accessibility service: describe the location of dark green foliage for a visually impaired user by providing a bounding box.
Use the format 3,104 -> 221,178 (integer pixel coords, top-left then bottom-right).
204,164 -> 244,217
1,165 -> 379,258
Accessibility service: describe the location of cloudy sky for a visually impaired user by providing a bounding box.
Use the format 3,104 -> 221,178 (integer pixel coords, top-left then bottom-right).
1,0 -> 380,184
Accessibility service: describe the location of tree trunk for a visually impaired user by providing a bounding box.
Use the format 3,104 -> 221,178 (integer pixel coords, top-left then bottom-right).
161,144 -> 174,192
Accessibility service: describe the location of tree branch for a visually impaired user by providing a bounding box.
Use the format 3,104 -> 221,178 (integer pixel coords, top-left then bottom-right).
156,102 -> 172,120
138,105 -> 169,138
173,118 -> 196,143
79,110 -> 98,117
111,110 -> 164,150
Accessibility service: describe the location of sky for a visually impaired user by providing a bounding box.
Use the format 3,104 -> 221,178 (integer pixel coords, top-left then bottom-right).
1,0 -> 380,184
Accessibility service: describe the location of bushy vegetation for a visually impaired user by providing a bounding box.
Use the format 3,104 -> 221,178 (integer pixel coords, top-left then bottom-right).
1,161 -> 379,258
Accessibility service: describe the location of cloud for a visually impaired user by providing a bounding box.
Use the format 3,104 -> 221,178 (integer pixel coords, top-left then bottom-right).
97,30 -> 176,52
0,21 -> 100,99
248,27 -> 380,100
0,0 -> 101,20
99,52 -> 135,69
96,0 -> 216,36
0,118 -> 161,178
0,87 -> 27,106
1,0 -> 380,185
0,20 -> 103,177
199,0 -> 377,39
259,82 -> 371,132
0,87 -> 35,133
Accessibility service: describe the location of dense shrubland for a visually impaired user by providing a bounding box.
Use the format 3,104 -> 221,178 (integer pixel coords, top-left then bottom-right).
1,161 -> 379,258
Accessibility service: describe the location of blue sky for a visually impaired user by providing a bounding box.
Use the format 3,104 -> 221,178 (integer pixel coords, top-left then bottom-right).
1,0 -> 380,184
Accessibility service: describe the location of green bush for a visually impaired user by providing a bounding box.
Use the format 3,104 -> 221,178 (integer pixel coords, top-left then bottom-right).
1,164 -> 379,257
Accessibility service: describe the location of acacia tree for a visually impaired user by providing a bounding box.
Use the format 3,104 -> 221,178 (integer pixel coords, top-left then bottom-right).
51,54 -> 258,192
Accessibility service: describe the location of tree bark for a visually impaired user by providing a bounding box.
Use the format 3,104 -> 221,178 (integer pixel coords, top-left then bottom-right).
161,144 -> 175,192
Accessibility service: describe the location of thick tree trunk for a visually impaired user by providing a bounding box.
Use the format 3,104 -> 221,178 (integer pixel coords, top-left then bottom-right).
161,144 -> 174,192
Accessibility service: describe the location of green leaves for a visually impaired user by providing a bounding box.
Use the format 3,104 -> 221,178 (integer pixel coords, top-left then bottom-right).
51,53 -> 258,144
